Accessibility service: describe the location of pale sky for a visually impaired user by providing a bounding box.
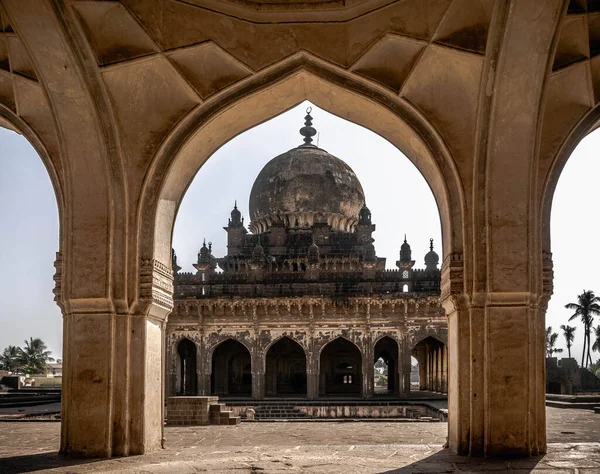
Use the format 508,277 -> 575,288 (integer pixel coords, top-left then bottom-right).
0,101 -> 598,365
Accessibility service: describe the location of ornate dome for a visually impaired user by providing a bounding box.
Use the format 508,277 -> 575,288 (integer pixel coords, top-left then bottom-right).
424,238 -> 439,270
249,109 -> 365,234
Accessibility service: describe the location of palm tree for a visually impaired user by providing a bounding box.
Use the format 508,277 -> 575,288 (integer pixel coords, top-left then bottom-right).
593,325 -> 600,354
545,326 -> 563,357
0,346 -> 21,372
566,290 -> 600,368
17,338 -> 54,375
560,325 -> 577,359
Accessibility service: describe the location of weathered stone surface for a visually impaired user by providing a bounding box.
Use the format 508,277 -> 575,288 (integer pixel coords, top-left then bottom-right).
0,0 -> 594,459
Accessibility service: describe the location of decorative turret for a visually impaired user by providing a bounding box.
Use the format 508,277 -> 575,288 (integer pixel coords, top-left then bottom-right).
229,201 -> 244,227
224,201 -> 248,256
358,203 -> 371,225
194,239 -> 216,273
307,241 -> 320,263
400,235 -> 412,262
172,248 -> 181,273
424,238 -> 440,272
396,235 -> 415,270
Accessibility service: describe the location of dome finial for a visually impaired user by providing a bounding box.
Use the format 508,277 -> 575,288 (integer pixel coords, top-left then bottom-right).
430,238 -> 434,251
299,106 -> 317,146
404,234 -> 407,243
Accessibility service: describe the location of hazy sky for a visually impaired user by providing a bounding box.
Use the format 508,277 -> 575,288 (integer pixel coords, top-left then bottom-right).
0,101 -> 598,364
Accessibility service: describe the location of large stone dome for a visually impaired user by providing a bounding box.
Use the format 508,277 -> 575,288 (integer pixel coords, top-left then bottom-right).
249,145 -> 365,234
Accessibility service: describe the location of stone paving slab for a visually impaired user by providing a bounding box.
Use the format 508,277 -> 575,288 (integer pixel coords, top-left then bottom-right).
0,408 -> 598,473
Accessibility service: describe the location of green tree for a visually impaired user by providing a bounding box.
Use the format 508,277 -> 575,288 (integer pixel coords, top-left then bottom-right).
589,361 -> 600,378
17,338 -> 54,375
593,325 -> 600,354
545,326 -> 563,357
566,290 -> 600,368
560,324 -> 577,359
0,346 -> 21,372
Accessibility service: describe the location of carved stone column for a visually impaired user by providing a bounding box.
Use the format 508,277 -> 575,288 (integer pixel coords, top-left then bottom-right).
398,336 -> 412,396
362,335 -> 374,399
251,347 -> 265,400
59,257 -> 173,457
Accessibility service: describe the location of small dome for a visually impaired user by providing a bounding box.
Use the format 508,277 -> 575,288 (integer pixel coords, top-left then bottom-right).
425,238 -> 439,269
358,204 -> 371,225
230,201 -> 242,226
198,240 -> 211,262
252,243 -> 265,260
400,235 -> 412,262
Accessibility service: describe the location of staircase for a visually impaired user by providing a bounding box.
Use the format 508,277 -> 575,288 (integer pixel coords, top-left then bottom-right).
245,404 -> 310,420
209,402 -> 241,425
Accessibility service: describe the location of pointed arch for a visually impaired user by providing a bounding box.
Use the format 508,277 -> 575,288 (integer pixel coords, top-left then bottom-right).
319,336 -> 363,396
138,53 -> 466,286
176,338 -> 197,395
373,335 -> 399,395
210,338 -> 252,397
265,336 -> 307,397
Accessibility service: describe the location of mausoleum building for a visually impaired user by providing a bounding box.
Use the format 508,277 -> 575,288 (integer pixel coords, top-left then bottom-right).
166,111 -> 447,400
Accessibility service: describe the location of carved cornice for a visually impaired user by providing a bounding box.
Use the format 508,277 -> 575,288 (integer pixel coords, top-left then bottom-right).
140,258 -> 175,316
53,252 -> 63,311
440,252 -> 464,302
542,251 -> 554,297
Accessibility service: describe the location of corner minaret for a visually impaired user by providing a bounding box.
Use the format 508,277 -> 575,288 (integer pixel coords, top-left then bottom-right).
424,238 -> 440,272
396,235 -> 415,270
224,201 -> 247,256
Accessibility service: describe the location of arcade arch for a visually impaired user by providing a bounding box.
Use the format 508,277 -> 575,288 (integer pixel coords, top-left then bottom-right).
176,338 -> 197,396
210,339 -> 252,397
319,337 -> 362,396
265,337 -> 307,397
373,336 -> 399,396
411,336 -> 447,394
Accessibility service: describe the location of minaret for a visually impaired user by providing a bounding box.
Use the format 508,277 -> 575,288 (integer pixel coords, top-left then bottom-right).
396,235 -> 415,270
424,238 -> 440,272
224,201 -> 247,256
171,248 -> 181,274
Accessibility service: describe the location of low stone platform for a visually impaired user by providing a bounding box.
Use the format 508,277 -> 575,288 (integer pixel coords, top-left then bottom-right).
1,407 -> 599,472
167,396 -> 240,426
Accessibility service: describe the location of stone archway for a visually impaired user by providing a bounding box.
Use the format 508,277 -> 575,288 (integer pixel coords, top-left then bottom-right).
319,337 -> 363,396
265,337 -> 307,397
373,336 -> 399,396
411,336 -> 447,394
211,339 -> 252,397
139,61 -> 465,449
176,338 -> 197,396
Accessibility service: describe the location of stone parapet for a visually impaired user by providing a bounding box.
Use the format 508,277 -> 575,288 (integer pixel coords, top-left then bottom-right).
166,396 -> 218,426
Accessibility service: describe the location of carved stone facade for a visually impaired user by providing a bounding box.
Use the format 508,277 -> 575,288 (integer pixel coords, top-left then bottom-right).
2,0 -> 590,458
167,112 -> 447,400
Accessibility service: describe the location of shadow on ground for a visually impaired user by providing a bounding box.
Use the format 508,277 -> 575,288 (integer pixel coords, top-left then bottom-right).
1,452 -> 100,474
380,450 -> 545,473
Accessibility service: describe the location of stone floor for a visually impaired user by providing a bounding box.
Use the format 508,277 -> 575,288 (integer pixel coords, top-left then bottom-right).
0,408 -> 598,473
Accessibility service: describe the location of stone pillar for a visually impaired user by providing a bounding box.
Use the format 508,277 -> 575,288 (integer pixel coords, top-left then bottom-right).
165,334 -> 175,398
362,338 -> 373,399
198,337 -> 210,396
58,256 -> 172,457
251,349 -> 264,400
436,346 -> 442,393
398,340 -> 412,396
306,350 -> 319,399
441,344 -> 448,394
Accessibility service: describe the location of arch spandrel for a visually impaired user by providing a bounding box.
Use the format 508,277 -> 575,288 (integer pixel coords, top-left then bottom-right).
140,58 -> 466,281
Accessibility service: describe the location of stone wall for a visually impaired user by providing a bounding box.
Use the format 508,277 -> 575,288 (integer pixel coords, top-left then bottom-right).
166,396 -> 218,426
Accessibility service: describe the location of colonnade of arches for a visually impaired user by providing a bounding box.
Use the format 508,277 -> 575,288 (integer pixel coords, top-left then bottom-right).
173,335 -> 447,399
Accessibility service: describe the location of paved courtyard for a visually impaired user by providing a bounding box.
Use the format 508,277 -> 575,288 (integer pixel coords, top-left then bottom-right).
0,407 -> 598,473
